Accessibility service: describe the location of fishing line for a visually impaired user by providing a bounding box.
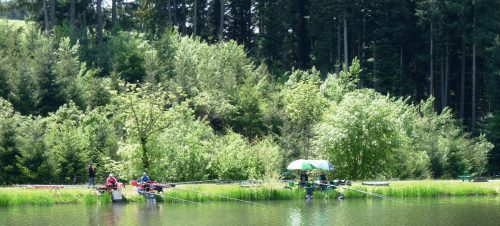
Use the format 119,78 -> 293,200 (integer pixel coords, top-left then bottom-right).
338,185 -> 407,204
169,179 -> 240,185
173,187 -> 267,206
314,182 -> 406,204
157,194 -> 201,204
172,180 -> 220,185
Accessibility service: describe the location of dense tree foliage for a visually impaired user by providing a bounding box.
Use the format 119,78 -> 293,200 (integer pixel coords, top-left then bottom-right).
0,0 -> 498,184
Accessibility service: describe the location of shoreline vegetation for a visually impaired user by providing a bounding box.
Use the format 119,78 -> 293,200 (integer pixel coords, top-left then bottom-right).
1,180 -> 499,207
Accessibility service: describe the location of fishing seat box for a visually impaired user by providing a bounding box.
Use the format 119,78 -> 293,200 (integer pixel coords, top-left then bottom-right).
111,190 -> 123,202
146,192 -> 156,202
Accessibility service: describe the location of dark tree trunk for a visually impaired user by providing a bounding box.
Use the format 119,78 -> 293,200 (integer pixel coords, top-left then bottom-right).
70,0 -> 75,28
43,0 -> 49,34
296,0 -> 310,69
219,0 -> 224,41
337,19 -> 341,72
444,43 -> 449,108
97,0 -> 104,67
167,0 -> 172,25
140,137 -> 150,171
82,0 -> 88,47
440,48 -> 445,111
194,0 -> 198,35
180,0 -> 186,34
460,38 -> 465,120
430,21 -> 434,97
471,7 -> 476,133
112,0 -> 117,29
50,0 -> 55,32
373,41 -> 377,90
362,14 -> 366,64
70,0 -> 75,41
343,12 -> 348,68
174,0 -> 178,25
282,22 -> 288,67
400,44 -> 403,95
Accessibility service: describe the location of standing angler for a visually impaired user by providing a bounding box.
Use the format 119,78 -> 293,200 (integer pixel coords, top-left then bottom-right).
87,162 -> 96,188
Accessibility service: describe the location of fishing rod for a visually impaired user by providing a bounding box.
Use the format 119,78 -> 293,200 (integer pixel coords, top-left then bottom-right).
157,194 -> 201,205
173,187 -> 267,206
315,182 -> 406,204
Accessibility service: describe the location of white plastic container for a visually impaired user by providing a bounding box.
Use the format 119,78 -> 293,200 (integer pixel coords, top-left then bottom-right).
111,190 -> 123,202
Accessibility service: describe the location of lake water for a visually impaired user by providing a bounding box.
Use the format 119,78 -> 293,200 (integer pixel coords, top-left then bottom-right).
1,196 -> 500,226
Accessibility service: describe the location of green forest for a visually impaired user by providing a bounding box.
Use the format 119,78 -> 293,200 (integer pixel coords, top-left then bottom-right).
0,0 -> 499,184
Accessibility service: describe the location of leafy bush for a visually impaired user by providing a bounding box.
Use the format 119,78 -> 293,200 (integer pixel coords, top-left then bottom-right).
316,90 -> 403,179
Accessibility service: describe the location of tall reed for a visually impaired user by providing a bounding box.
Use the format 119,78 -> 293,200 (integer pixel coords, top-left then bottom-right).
341,180 -> 499,199
1,180 -> 498,206
0,188 -> 112,207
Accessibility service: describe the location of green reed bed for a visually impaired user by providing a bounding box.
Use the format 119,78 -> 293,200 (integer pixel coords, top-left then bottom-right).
0,19 -> 26,28
158,185 -> 307,203
340,180 -> 500,199
0,184 -> 331,206
141,184 -> 339,203
2,180 -> 497,206
141,180 -> 499,202
0,188 -> 112,207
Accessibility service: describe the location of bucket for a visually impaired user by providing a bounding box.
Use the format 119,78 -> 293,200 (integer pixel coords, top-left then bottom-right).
111,190 -> 123,202
131,180 -> 138,186
146,192 -> 156,202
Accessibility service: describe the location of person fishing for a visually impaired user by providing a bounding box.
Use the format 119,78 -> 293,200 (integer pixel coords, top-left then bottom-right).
319,172 -> 328,191
299,171 -> 309,187
141,172 -> 150,183
138,172 -> 153,193
106,173 -> 118,190
87,162 -> 96,188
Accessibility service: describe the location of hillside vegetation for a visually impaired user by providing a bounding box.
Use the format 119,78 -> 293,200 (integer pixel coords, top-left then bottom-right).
0,21 -> 492,185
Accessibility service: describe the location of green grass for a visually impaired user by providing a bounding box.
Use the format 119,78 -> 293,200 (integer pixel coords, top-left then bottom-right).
0,180 -> 498,206
119,183 -> 339,203
157,184 -> 338,203
0,19 -> 26,28
341,180 -> 500,199
0,188 -> 112,207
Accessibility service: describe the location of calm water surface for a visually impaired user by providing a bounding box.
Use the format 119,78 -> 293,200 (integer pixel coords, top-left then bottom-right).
1,196 -> 500,226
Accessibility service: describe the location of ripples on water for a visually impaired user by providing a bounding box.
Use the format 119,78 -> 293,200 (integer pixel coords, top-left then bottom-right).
1,196 -> 499,226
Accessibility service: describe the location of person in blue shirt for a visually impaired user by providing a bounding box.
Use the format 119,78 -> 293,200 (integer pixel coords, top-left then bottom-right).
141,172 -> 150,183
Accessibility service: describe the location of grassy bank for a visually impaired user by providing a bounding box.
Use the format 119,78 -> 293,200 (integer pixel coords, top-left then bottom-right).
1,180 -> 499,206
342,180 -> 500,198
0,187 -> 111,207
0,19 -> 26,28
0,184 -> 338,207
157,184 -> 338,203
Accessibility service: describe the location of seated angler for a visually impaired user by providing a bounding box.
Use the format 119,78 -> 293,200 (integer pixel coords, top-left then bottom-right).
141,172 -> 150,183
105,174 -> 118,189
140,172 -> 152,192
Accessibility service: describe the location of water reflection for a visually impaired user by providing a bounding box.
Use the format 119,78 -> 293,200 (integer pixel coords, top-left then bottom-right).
139,203 -> 161,225
289,207 -> 302,226
86,205 -> 99,226
2,197 -> 500,226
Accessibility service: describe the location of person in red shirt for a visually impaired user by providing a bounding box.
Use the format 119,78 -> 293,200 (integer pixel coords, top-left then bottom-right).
106,174 -> 118,189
